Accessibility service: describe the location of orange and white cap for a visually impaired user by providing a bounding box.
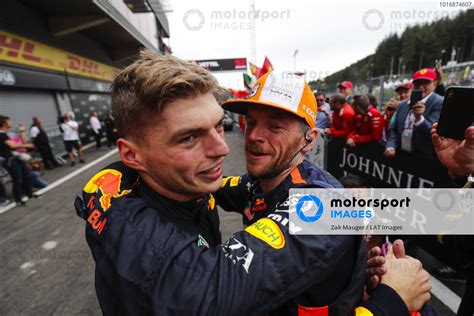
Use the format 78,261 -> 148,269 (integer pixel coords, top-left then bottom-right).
222,71 -> 317,128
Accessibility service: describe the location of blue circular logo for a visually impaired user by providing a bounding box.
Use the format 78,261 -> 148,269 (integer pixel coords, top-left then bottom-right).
296,195 -> 324,222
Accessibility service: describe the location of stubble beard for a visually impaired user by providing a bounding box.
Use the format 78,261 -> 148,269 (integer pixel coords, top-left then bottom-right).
246,140 -> 302,180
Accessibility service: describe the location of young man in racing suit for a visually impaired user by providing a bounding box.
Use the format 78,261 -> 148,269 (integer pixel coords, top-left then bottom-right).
75,51 -> 431,315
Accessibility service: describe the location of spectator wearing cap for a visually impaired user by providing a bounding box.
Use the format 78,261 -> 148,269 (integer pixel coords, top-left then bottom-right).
314,91 -> 332,129
324,93 -> 355,138
385,68 -> 443,158
338,81 -> 353,104
346,95 -> 385,147
395,81 -> 413,101
380,82 -> 411,143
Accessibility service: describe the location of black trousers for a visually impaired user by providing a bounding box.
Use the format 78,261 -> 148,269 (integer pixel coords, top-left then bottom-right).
38,144 -> 59,168
106,132 -> 117,148
4,158 -> 32,203
94,129 -> 102,148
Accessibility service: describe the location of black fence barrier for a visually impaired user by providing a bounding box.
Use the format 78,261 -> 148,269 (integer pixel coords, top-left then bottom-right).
325,137 -> 454,188
324,138 -> 473,269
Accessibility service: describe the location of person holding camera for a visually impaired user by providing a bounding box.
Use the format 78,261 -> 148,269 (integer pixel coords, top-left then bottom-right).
384,68 -> 444,158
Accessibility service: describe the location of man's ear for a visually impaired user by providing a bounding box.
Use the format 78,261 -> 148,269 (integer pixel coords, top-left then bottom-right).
117,138 -> 147,173
302,128 -> 318,154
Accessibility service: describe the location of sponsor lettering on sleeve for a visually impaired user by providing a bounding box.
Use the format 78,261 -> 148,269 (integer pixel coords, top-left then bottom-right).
245,218 -> 285,249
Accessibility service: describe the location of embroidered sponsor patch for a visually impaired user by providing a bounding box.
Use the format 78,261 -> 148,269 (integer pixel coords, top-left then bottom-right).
222,237 -> 254,273
245,218 -> 285,249
208,194 -> 215,210
230,176 -> 240,187
221,176 -> 231,187
197,234 -> 209,248
83,169 -> 131,212
249,83 -> 260,98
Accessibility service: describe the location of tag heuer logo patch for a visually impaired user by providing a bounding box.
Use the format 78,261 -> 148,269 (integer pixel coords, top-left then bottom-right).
197,234 -> 209,248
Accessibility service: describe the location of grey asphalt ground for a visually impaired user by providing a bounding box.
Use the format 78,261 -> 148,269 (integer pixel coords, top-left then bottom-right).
0,129 -> 461,315
0,131 -> 244,315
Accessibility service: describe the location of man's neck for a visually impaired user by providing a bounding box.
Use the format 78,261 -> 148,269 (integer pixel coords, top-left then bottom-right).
422,91 -> 434,100
139,172 -> 203,202
259,156 -> 304,193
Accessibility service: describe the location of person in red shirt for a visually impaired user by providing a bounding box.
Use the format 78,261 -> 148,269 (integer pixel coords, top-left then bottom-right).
338,80 -> 353,104
324,93 -> 355,138
346,95 -> 385,146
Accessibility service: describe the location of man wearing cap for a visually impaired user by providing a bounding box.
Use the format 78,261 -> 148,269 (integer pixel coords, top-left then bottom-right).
216,72 -> 430,315
381,82 -> 411,143
218,73 -> 364,315
385,68 -> 443,158
395,81 -> 413,101
324,93 -> 356,138
76,53 -> 432,315
338,80 -> 354,104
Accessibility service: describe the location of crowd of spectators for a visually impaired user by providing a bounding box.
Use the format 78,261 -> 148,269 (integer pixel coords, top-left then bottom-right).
0,111 -> 118,207
321,66 -> 474,316
317,67 -> 446,160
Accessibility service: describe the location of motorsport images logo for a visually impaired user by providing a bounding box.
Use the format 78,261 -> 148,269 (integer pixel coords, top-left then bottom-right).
296,195 -> 324,222
290,188 -> 474,235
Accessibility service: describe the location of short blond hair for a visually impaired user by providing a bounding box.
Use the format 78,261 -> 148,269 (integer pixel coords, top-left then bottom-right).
111,50 -> 218,142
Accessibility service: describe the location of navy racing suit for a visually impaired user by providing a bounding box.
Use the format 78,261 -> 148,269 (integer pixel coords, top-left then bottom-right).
215,160 -> 364,315
74,161 -> 411,315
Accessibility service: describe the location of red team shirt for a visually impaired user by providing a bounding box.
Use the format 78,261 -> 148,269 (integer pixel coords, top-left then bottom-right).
329,103 -> 356,138
347,106 -> 385,143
